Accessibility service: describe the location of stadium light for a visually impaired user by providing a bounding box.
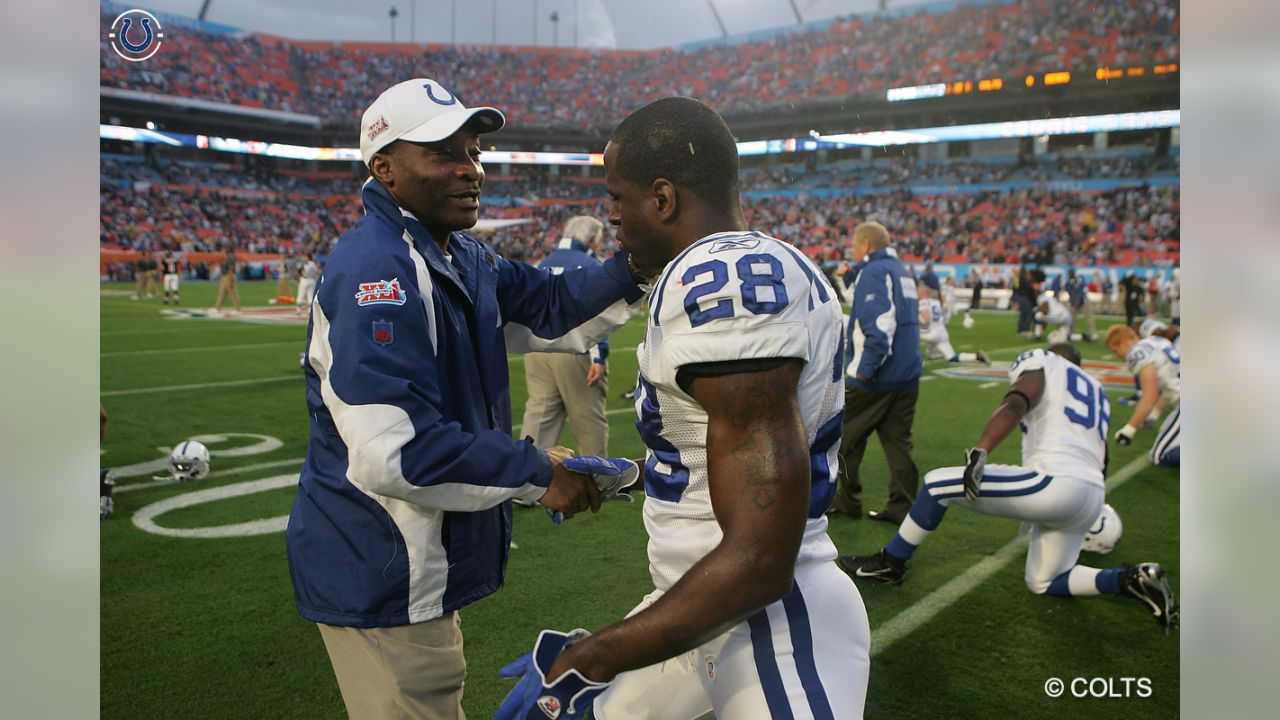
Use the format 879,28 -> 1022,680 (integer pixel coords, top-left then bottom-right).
389,6 -> 398,43
550,10 -> 559,47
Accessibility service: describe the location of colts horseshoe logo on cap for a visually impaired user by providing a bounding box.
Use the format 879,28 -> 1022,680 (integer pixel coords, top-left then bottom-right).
424,83 -> 458,106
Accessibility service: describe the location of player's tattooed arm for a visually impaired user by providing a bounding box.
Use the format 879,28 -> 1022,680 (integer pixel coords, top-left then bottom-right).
976,369 -> 1046,452
547,358 -> 810,684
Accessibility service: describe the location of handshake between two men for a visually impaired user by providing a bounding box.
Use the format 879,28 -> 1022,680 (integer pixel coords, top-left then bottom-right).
537,447 -> 641,523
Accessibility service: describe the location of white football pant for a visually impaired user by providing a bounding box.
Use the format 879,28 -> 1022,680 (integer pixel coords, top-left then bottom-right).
594,561 -> 869,719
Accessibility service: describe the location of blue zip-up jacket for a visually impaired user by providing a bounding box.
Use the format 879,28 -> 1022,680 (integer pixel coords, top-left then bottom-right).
843,247 -> 922,392
287,180 -> 644,628
538,238 -> 608,363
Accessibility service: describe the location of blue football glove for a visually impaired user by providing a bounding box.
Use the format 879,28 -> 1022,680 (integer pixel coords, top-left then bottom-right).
546,457 -> 639,524
494,629 -> 609,720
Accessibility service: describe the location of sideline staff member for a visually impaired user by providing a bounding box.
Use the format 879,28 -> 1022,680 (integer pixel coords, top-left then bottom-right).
286,78 -> 646,719
832,222 -> 923,524
521,215 -> 613,457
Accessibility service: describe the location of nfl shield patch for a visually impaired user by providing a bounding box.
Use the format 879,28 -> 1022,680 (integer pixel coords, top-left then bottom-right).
535,696 -> 561,718
372,320 -> 393,346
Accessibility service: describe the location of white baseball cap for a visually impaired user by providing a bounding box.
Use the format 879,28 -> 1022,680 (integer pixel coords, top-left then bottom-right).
359,78 -> 505,166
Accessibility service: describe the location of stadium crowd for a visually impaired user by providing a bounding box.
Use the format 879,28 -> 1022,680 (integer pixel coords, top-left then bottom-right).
101,150 -> 1178,267
743,153 -> 1177,190
101,0 -> 1179,129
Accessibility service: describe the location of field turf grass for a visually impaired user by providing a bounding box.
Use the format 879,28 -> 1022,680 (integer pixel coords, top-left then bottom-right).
101,280 -> 1179,718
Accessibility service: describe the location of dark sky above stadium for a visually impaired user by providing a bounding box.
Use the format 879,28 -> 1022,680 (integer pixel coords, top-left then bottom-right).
135,0 -> 887,49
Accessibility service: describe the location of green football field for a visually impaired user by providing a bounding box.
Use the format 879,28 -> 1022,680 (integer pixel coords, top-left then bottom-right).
100,280 -> 1179,719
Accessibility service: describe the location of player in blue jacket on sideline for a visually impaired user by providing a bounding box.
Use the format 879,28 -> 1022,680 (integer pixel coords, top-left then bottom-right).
286,78 -> 646,720
830,221 -> 923,524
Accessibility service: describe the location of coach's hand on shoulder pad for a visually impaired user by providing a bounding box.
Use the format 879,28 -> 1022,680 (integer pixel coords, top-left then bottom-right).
1114,425 -> 1137,446
962,447 -> 987,502
494,629 -> 609,720
541,447 -> 602,523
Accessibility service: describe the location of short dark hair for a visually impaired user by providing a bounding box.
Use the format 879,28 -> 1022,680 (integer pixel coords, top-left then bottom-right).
1047,342 -> 1082,366
610,97 -> 740,211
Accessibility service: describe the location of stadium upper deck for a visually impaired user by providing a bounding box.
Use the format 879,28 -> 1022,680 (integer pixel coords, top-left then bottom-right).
101,0 -> 1178,133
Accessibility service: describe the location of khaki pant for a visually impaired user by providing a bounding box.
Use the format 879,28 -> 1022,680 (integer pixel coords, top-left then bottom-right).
1069,301 -> 1097,339
834,386 -> 920,521
214,273 -> 241,311
521,352 -> 608,456
318,613 -> 466,720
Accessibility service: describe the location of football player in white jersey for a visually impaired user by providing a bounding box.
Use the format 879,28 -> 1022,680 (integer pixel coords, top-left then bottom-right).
836,343 -> 1177,629
497,97 -> 868,720
919,285 -> 990,364
1105,325 -> 1181,467
1033,291 -> 1074,343
1136,317 -> 1182,354
940,276 -> 957,323
296,255 -> 320,315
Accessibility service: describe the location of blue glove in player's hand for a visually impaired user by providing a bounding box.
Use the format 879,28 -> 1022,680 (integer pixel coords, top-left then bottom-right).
494,629 -> 609,720
547,457 -> 639,524
560,456 -> 638,504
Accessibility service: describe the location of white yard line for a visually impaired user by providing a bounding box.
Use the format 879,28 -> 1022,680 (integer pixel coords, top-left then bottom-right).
102,341 -> 300,357
869,454 -> 1150,657
102,376 -> 299,397
115,457 -> 306,494
978,381 -> 1001,389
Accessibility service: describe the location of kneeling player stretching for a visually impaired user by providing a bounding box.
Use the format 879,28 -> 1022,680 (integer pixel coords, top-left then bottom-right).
837,343 -> 1177,630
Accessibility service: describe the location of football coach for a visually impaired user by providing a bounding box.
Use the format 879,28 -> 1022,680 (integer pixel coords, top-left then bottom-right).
286,78 -> 647,719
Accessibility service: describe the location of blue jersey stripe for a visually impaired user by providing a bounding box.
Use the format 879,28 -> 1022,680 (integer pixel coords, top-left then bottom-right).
748,609 -> 795,720
782,586 -> 836,720
772,238 -> 831,307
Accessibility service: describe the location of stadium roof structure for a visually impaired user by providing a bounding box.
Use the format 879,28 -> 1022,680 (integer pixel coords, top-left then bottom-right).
101,0 -> 1179,150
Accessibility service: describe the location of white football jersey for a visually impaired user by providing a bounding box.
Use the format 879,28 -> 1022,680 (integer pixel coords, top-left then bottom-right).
919,298 -> 948,344
634,231 -> 845,591
1126,336 -> 1181,403
922,298 -> 945,332
1040,296 -> 1072,326
1137,318 -> 1167,338
1008,349 -> 1110,487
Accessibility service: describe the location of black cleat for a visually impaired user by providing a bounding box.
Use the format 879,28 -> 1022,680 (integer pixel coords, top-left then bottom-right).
837,550 -> 906,586
1123,563 -> 1179,630
868,509 -> 904,525
976,350 -> 991,365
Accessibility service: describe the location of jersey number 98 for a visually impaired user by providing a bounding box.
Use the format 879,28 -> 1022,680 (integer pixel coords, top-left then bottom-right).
1064,367 -> 1111,440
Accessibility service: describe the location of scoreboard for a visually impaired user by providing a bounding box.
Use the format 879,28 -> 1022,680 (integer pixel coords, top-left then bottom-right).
887,63 -> 1178,102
